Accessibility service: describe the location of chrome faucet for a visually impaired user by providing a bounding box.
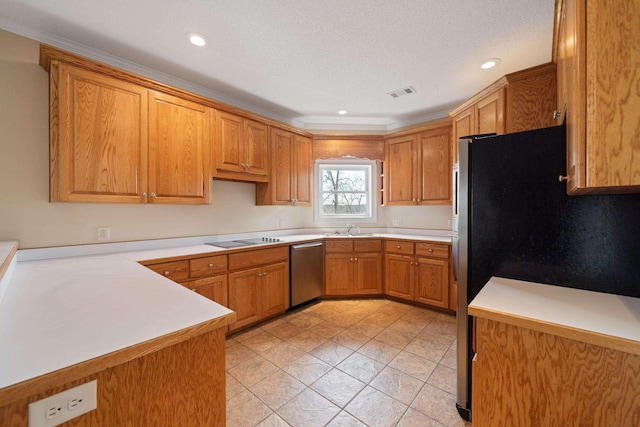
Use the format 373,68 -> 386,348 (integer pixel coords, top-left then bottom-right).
346,224 -> 354,235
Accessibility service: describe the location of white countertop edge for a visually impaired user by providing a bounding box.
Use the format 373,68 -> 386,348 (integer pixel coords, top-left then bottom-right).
16,228 -> 452,262
0,255 -> 17,306
469,277 -> 640,344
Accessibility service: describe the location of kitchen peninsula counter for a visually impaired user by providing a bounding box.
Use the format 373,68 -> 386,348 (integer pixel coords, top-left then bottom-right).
469,277 -> 640,426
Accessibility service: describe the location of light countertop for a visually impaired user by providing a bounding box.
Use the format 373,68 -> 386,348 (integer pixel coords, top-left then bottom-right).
469,277 -> 640,356
0,253 -> 234,391
0,230 -> 450,393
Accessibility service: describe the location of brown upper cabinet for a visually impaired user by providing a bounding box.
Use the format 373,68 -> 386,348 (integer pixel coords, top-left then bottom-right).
384,122 -> 452,206
213,110 -> 269,183
554,0 -> 640,194
256,127 -> 312,206
43,50 -> 210,204
449,62 -> 557,165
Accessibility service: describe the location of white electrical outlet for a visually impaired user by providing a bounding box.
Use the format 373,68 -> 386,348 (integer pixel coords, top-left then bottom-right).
97,227 -> 110,241
392,219 -> 403,227
28,380 -> 97,427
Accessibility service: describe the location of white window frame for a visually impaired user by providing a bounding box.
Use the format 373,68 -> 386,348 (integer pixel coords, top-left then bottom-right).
313,158 -> 378,225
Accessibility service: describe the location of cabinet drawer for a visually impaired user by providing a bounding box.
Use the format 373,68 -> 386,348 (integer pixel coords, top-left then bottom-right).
228,246 -> 289,270
415,242 -> 449,259
385,240 -> 414,255
325,240 -> 354,253
147,260 -> 189,281
190,255 -> 227,278
354,239 -> 382,252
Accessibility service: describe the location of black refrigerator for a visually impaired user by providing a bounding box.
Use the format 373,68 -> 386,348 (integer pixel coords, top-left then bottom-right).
452,124 -> 640,421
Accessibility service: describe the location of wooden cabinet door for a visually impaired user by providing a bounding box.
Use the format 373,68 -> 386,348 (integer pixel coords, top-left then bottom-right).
354,252 -> 382,294
417,129 -> 452,205
271,127 -> 294,205
293,134 -> 313,206
261,262 -> 289,317
228,267 -> 261,330
149,91 -> 210,204
384,254 -> 414,299
187,275 -> 228,307
476,89 -> 505,136
244,118 -> 269,177
52,63 -> 148,203
415,257 -> 449,309
385,135 -> 416,205
325,253 -> 354,295
452,106 -> 475,166
215,110 -> 244,174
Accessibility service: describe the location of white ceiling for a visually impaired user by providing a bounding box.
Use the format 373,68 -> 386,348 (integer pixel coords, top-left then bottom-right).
0,0 -> 556,132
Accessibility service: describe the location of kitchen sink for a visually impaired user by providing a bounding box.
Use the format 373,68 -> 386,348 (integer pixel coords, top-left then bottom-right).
323,232 -> 376,237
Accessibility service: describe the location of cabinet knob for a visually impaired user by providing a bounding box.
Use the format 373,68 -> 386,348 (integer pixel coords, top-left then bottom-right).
553,110 -> 561,120
396,245 -> 401,249
208,263 -> 214,268
163,271 -> 170,276
354,257 -> 358,261
291,199 -> 297,206
151,192 -> 156,198
350,258 -> 354,262
428,248 -> 433,253
142,192 -> 147,197
558,175 -> 568,182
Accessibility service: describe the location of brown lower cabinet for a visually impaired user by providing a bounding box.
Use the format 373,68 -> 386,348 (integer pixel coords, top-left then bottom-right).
324,239 -> 383,296
227,247 -> 289,332
384,240 -> 450,310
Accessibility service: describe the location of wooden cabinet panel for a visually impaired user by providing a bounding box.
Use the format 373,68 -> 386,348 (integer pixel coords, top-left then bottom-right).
50,62 -> 149,203
182,275 -> 228,307
354,252 -> 383,294
256,128 -> 312,206
261,262 -> 289,317
385,240 -> 414,255
190,255 -> 227,278
148,91 -> 211,204
244,119 -> 269,176
385,135 -> 416,205
417,130 -> 452,204
147,260 -> 189,282
353,239 -> 382,252
228,247 -> 288,271
476,89 -> 505,135
415,242 -> 449,259
213,111 -> 268,182
271,128 -> 294,204
384,254 -> 414,300
228,268 -> 262,330
415,257 -> 449,309
452,107 -> 475,166
293,135 -> 312,206
324,253 -> 354,295
473,317 -> 640,426
385,124 -> 452,206
325,240 -> 354,253
556,0 -> 640,193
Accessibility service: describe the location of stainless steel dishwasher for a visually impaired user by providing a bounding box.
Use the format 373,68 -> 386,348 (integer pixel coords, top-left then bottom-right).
290,241 -> 324,308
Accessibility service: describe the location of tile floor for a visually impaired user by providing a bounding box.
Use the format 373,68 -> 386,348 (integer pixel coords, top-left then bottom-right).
225,299 -> 471,427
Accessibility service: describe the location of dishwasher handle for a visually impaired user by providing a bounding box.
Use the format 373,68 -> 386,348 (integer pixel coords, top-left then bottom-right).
291,241 -> 324,249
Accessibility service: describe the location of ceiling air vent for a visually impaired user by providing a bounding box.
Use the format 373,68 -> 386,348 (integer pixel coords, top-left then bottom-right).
388,86 -> 417,98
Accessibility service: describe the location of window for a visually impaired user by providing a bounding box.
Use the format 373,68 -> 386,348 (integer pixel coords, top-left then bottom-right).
314,158 -> 377,224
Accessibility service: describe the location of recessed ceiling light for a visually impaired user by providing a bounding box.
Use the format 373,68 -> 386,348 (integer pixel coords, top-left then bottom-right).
481,58 -> 501,69
338,110 -> 348,115
186,32 -> 207,47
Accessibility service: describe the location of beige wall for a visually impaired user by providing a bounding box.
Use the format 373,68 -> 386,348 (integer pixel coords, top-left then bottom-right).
0,30 -> 451,249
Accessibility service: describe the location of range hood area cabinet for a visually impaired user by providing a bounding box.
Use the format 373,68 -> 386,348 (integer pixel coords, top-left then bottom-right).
554,0 -> 640,194
42,48 -> 211,204
384,121 -> 452,206
256,127 -> 313,206
212,110 -> 269,183
449,62 -> 557,166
